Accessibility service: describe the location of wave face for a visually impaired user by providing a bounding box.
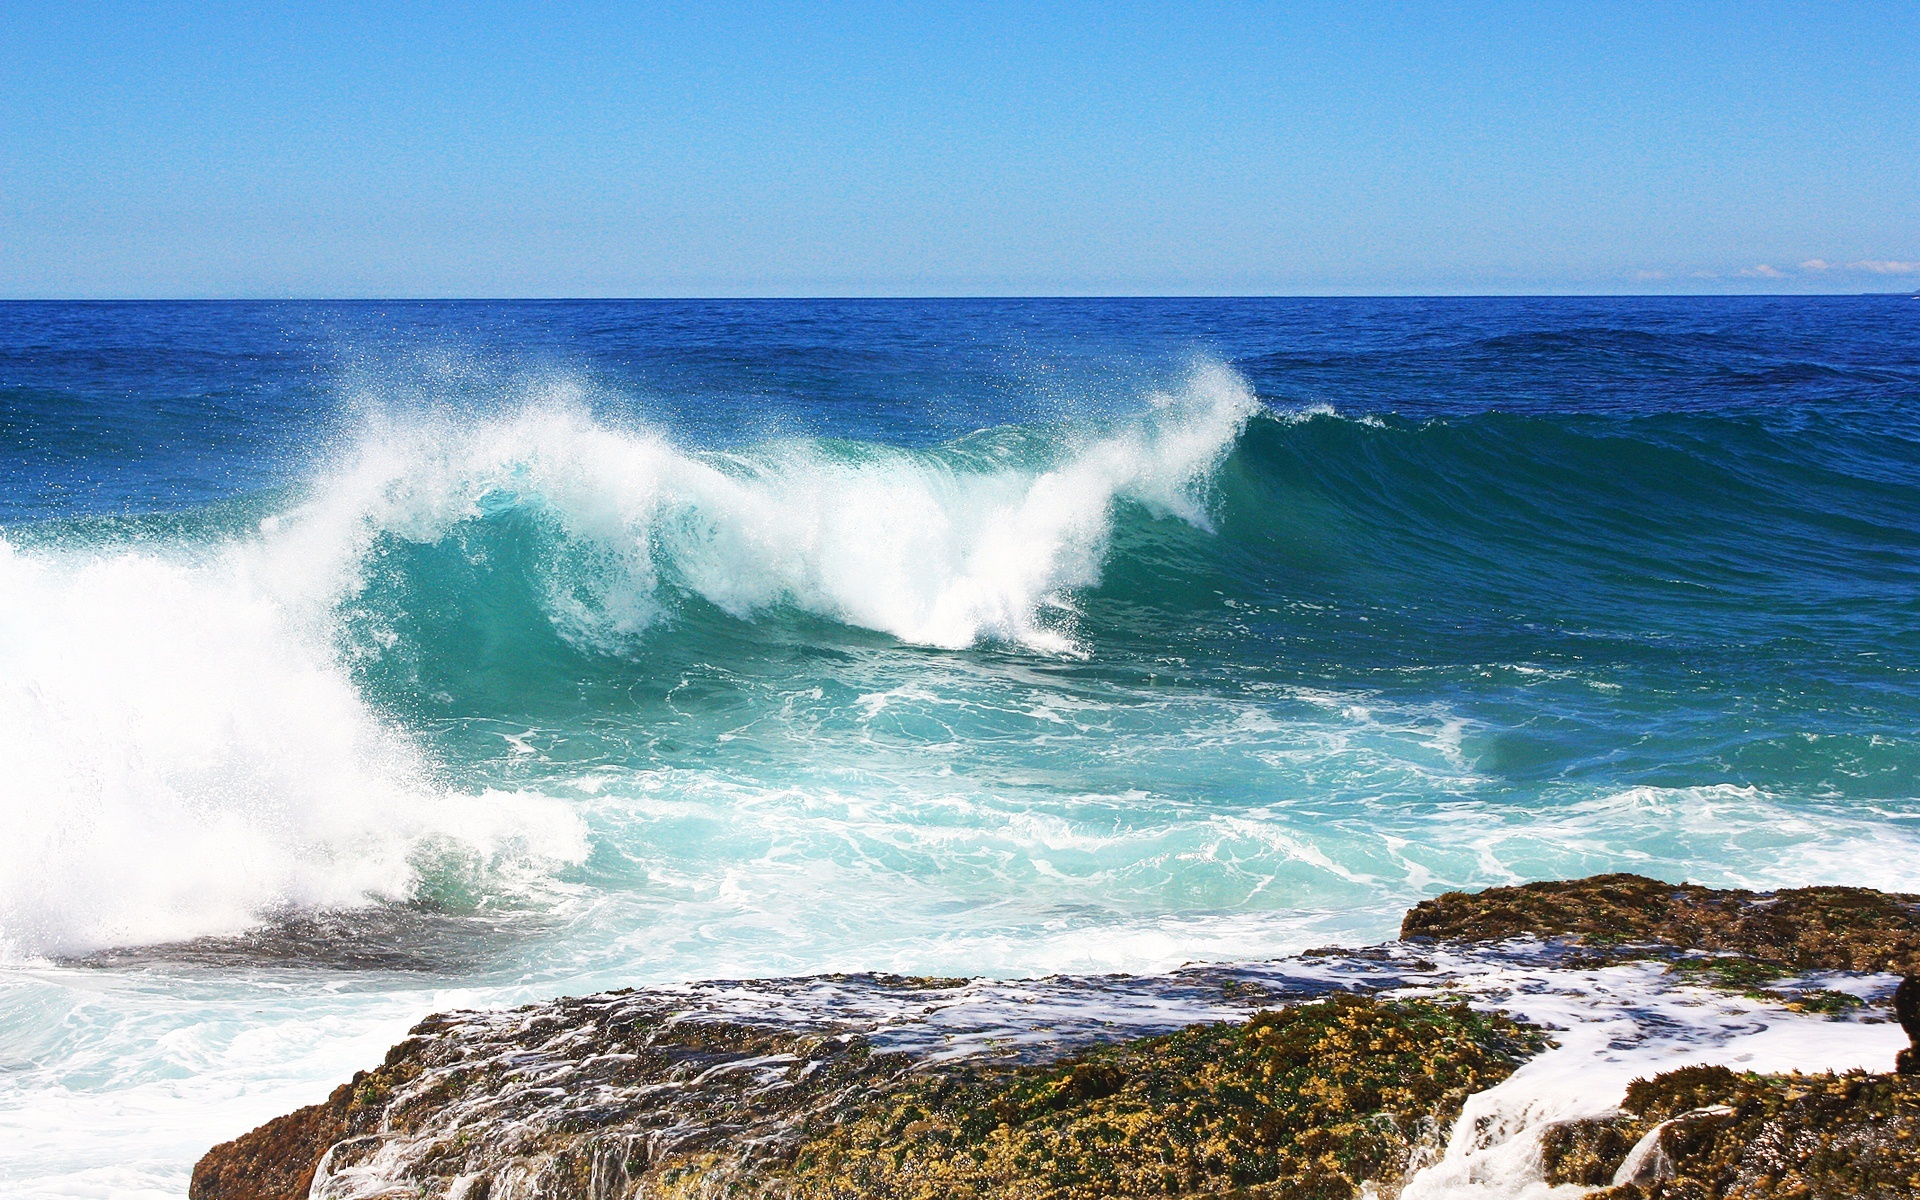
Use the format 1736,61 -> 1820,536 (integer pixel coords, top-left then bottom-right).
3,297 -> 1920,1194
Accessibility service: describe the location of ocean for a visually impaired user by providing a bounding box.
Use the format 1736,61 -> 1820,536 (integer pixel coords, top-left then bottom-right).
2,296 -> 1917,1195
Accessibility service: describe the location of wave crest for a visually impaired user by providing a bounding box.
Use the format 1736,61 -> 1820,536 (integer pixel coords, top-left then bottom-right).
297,361 -> 1259,653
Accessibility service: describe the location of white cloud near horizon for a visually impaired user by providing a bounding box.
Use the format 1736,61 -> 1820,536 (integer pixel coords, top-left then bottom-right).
1671,257 -> 1918,279
1849,260 -> 1920,274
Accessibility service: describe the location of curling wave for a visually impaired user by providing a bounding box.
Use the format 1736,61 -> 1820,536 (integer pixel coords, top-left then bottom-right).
297,361 -> 1260,655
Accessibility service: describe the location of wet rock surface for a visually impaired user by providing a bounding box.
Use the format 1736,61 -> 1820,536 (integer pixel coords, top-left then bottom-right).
193,988 -> 1540,1200
191,877 -> 1920,1200
1541,1064 -> 1920,1198
189,1080 -> 357,1200
1896,974 -> 1920,1075
191,961 -> 1459,1200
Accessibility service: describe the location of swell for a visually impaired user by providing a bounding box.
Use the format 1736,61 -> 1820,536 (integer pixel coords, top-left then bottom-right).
1211,406 -> 1920,604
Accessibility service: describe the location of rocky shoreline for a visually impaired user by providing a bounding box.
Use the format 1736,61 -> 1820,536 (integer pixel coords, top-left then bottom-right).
190,875 -> 1920,1199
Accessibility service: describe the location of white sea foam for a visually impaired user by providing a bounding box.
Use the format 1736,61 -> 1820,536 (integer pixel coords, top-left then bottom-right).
0,968 -> 492,1200
0,536 -> 588,959
1395,958 -> 1907,1199
1459,783 -> 1920,894
1274,401 -> 1388,428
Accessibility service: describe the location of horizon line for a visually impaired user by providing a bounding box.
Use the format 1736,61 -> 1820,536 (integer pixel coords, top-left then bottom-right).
1,291 -> 1916,303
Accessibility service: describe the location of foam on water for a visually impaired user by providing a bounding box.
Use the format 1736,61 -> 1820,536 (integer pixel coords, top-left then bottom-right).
1395,958 -> 1908,1199
0,967 -> 480,1200
0,537 -> 588,959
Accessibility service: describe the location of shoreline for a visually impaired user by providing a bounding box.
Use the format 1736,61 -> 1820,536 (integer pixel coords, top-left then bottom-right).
190,874 -> 1920,1199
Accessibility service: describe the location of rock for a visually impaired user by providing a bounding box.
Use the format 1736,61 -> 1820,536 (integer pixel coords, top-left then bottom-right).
1896,975 -> 1920,1075
761,994 -> 1543,1200
193,875 -> 1920,1199
188,1079 -> 353,1200
1539,1116 -> 1642,1187
191,993 -> 1543,1200
1540,1065 -> 1920,1198
1606,1104 -> 1736,1189
1400,872 -> 1920,972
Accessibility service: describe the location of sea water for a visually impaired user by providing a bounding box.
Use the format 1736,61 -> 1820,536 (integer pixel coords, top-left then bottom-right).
1,297 -> 1917,1194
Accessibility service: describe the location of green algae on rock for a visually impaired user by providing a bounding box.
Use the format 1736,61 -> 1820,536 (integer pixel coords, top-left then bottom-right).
1541,1064 -> 1920,1198
1399,873 -> 1920,973
192,994 -> 1543,1200
742,994 -> 1547,1200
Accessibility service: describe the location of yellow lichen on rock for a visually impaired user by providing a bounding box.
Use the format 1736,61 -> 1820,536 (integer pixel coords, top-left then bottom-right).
1542,1065 -> 1920,1198
684,994 -> 1547,1200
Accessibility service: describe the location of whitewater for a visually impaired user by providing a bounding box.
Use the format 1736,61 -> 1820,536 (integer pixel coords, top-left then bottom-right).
1,363 -> 1252,960
2,296 -> 1918,1195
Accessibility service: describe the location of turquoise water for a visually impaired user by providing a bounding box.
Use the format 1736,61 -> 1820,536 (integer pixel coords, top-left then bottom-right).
2,297 -> 1918,1192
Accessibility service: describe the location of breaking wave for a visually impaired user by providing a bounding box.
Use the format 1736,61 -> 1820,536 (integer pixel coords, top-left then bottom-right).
0,364 -> 1259,957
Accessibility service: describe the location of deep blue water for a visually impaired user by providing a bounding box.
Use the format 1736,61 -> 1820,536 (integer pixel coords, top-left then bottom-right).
2,297 -> 1918,1193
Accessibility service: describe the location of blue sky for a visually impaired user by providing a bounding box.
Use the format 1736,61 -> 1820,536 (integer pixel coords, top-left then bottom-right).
1,1 -> 1915,297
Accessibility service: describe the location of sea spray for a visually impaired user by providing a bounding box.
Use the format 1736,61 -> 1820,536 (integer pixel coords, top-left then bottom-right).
293,360 -> 1259,653
0,532 -> 588,959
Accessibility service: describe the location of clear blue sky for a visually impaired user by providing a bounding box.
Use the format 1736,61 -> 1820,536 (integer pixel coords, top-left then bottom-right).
2,1 -> 1915,297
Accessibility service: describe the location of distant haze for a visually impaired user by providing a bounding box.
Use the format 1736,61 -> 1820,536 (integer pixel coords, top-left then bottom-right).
2,1 -> 1915,297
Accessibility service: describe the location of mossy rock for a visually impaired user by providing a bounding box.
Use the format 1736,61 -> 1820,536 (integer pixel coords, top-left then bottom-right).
1542,1065 -> 1920,1199
1401,873 -> 1920,973
196,875 -> 1920,1200
683,994 -> 1548,1200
